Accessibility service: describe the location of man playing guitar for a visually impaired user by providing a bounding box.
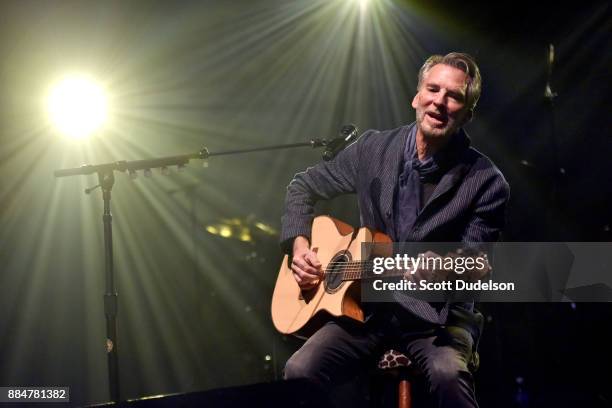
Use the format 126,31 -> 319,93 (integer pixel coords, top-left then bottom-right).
280,52 -> 509,408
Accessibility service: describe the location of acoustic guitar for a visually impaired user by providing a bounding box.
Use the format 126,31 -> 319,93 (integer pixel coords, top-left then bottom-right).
271,215 -> 403,338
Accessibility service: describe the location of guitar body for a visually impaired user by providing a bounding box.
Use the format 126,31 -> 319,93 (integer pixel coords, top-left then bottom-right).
271,216 -> 392,337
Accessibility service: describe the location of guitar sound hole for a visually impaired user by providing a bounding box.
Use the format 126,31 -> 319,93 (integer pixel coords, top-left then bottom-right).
325,253 -> 350,293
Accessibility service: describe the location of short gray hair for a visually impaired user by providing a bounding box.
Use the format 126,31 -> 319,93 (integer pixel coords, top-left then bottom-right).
417,52 -> 482,112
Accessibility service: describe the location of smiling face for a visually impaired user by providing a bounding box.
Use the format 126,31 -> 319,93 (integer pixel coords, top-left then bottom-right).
412,63 -> 473,141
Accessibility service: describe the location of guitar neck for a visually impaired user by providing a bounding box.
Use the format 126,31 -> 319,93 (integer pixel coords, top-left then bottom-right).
329,260 -> 414,281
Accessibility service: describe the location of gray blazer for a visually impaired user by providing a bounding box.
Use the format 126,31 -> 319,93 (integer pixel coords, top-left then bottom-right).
281,122 -> 510,328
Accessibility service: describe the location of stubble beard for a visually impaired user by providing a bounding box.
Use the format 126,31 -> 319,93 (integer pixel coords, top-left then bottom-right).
415,109 -> 459,141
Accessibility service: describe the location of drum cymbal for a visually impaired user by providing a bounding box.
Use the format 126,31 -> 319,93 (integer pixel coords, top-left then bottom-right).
204,216 -> 277,243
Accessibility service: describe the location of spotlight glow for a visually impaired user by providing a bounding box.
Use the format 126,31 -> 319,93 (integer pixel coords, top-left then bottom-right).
354,0 -> 371,12
47,75 -> 108,139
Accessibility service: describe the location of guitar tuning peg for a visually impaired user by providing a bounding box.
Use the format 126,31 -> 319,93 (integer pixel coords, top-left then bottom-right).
161,166 -> 170,176
128,169 -> 137,180
177,164 -> 186,172
143,169 -> 152,178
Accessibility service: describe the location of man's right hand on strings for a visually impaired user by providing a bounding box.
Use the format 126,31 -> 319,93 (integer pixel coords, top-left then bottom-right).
291,236 -> 323,290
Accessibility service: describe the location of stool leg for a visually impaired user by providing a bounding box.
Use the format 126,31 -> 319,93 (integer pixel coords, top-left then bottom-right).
398,379 -> 412,408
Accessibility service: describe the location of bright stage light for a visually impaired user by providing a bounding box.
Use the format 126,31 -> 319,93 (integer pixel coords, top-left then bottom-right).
47,75 -> 108,139
350,0 -> 371,12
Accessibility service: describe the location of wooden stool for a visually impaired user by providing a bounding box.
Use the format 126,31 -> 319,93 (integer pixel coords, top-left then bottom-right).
377,349 -> 419,408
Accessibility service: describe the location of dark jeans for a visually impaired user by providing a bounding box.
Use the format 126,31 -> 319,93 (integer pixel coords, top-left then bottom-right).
284,305 -> 478,408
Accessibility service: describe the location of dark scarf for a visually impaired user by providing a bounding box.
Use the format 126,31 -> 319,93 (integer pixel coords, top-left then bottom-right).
394,127 -> 470,241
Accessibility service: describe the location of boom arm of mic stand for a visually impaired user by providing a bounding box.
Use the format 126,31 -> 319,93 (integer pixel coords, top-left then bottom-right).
55,139 -> 329,178
199,139 -> 328,159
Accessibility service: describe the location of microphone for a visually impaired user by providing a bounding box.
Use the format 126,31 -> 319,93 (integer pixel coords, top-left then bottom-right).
323,124 -> 359,161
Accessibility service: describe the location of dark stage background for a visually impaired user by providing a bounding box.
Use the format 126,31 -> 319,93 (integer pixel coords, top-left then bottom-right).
0,0 -> 610,406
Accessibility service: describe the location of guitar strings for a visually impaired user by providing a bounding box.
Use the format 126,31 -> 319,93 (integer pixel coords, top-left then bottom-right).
321,263 -> 414,277
323,260 -> 415,272
292,259 -> 416,277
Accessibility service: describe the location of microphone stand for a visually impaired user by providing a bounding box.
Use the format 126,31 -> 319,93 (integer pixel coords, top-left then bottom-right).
544,43 -> 560,240
54,137 -> 330,403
